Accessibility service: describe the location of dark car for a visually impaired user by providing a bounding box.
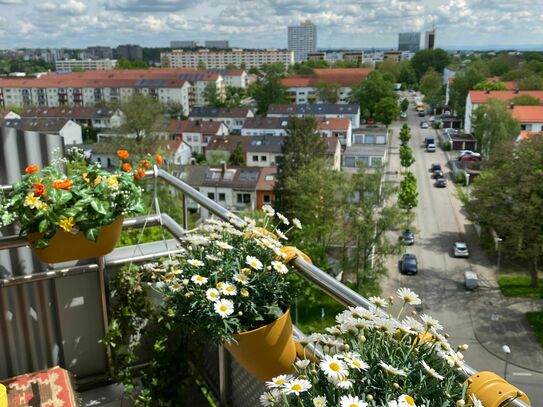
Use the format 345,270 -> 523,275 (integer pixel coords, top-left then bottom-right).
435,178 -> 447,188
400,230 -> 415,245
430,163 -> 442,172
400,253 -> 418,275
432,170 -> 444,179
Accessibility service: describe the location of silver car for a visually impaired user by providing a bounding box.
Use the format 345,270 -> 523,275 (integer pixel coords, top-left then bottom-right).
453,242 -> 469,258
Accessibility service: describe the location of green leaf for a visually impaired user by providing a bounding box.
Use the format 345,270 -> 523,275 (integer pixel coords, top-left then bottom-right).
90,200 -> 109,215
33,239 -> 49,249
58,190 -> 73,205
85,227 -> 100,241
38,218 -> 50,233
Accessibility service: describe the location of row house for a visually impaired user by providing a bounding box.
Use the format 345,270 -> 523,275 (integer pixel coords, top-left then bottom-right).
19,106 -> 125,129
280,68 -> 373,105
156,119 -> 229,154
205,134 -> 342,171
179,164 -> 277,212
511,105 -> 543,132
267,103 -> 361,129
1,118 -> 82,145
189,106 -> 254,132
342,128 -> 388,173
464,90 -> 543,133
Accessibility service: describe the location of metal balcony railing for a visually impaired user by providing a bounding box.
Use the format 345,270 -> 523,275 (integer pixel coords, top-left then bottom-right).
0,168 -> 530,407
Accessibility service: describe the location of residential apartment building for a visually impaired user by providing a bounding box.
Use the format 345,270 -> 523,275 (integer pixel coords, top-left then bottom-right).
342,52 -> 364,65
267,103 -> 361,129
86,46 -> 114,59
425,30 -> 436,49
189,106 -> 254,132
161,49 -> 294,69
115,44 -> 143,60
280,68 -> 373,104
398,32 -> 420,52
383,51 -> 402,62
288,20 -> 317,62
171,41 -> 198,48
342,128 -> 388,172
156,119 -> 229,154
205,40 -> 229,49
19,106 -> 125,129
55,59 -> 118,71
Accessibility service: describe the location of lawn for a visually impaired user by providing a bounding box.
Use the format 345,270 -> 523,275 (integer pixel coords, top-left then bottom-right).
526,312 -> 543,347
497,275 -> 543,298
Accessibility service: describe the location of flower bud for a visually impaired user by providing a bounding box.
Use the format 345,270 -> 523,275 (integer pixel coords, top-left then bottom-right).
455,400 -> 465,407
359,335 -> 366,343
366,395 -> 374,401
393,383 -> 400,389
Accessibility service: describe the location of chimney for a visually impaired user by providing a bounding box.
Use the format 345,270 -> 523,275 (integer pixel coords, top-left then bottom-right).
514,88 -> 520,94
484,89 -> 490,94
509,102 -> 515,110
220,160 -> 227,173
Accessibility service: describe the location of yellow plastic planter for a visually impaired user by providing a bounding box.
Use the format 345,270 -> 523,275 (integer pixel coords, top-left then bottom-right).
225,309 -> 296,382
467,371 -> 530,407
0,383 -> 7,407
27,216 -> 124,263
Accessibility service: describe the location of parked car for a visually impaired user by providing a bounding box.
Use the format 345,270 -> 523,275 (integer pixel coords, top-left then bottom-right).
366,118 -> 375,125
464,270 -> 479,290
435,178 -> 447,188
400,253 -> 418,275
432,170 -> 444,179
457,150 -> 481,159
430,163 -> 442,172
418,111 -> 426,117
426,143 -> 436,152
400,230 -> 415,245
453,242 -> 469,257
444,128 -> 458,136
400,111 -> 408,119
420,121 -> 429,129
458,155 -> 482,162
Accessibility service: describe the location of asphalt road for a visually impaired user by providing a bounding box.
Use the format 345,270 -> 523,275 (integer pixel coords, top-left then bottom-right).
381,92 -> 543,405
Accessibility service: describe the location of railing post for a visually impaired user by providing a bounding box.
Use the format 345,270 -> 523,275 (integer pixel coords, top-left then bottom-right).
218,344 -> 229,406
182,194 -> 189,230
97,256 -> 113,376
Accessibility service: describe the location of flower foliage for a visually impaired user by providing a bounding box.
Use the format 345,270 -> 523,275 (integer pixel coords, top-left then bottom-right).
260,288 -> 481,407
0,147 -> 158,248
138,206 -> 301,344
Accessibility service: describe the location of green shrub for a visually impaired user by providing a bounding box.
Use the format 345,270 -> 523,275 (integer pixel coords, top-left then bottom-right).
443,141 -> 452,151
455,172 -> 466,185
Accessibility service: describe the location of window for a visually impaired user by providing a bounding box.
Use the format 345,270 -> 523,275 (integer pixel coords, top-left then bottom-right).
372,157 -> 383,167
263,194 -> 272,204
344,156 -> 355,167
265,175 -> 274,181
208,192 -> 215,200
252,155 -> 259,162
218,193 -> 226,201
261,155 -> 267,162
237,193 -> 251,204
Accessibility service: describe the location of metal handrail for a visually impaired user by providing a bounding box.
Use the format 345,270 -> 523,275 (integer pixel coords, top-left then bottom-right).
0,170 -> 530,407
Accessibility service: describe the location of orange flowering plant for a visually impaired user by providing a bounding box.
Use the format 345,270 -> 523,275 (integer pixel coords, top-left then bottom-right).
0,147 -> 159,248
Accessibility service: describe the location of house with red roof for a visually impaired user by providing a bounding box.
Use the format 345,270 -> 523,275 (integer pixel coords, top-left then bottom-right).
511,105 -> 543,132
280,68 -> 373,104
464,90 -> 543,132
157,119 -> 229,154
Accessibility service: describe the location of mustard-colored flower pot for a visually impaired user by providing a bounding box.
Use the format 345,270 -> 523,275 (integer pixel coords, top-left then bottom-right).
27,216 -> 124,263
0,383 -> 7,407
467,371 -> 531,407
225,308 -> 296,382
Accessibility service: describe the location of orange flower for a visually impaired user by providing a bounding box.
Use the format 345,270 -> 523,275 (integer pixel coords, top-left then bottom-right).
137,168 -> 146,179
140,160 -> 150,169
117,150 -> 129,159
156,154 -> 163,166
122,163 -> 132,172
32,183 -> 46,196
53,179 -> 73,190
25,165 -> 39,174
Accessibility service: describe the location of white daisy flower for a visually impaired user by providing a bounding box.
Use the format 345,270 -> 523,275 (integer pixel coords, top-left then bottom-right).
283,379 -> 311,395
220,282 -> 237,296
369,296 -> 388,308
216,241 -> 234,250
233,273 -> 249,285
319,355 -> 348,379
246,255 -> 263,270
421,360 -> 444,380
398,395 -> 416,406
191,274 -> 208,285
397,287 -> 422,305
276,230 -> 288,241
313,396 -> 327,407
169,281 -> 183,292
206,288 -> 220,302
271,261 -> 289,274
402,316 -> 424,333
259,389 -> 281,407
276,212 -> 289,225
469,395 -> 483,407
341,353 -> 369,371
206,254 -> 220,261
187,259 -> 204,267
340,395 -> 367,407
293,218 -> 302,229
295,359 -> 311,369
379,361 -> 408,377
330,374 -> 354,389
265,374 -> 292,389
214,299 -> 234,318
262,204 -> 275,217
420,314 -> 443,331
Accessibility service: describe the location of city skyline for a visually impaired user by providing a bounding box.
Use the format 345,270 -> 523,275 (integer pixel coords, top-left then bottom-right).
0,0 -> 542,51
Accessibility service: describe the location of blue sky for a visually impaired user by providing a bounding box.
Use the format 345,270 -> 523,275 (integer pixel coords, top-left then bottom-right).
0,0 -> 542,50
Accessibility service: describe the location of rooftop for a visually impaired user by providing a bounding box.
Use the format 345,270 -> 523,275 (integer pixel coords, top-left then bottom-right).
189,106 -> 252,118
511,105 -> 543,123
280,68 -> 373,88
1,117 -> 73,132
267,103 -> 360,116
469,90 -> 543,104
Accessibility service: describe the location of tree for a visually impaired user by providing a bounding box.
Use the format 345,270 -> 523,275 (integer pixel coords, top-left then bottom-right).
448,60 -> 488,117
252,75 -> 287,115
398,171 -> 418,211
399,144 -> 415,169
228,142 -> 245,166
349,71 -> 396,118
399,123 -> 411,145
473,80 -> 508,91
465,137 -> 543,287
116,58 -> 148,69
512,94 -> 541,106
164,101 -> 185,119
519,75 -> 543,90
274,117 -> 327,213
203,83 -> 225,107
472,98 -> 520,159
118,94 -> 163,141
400,98 -> 409,112
344,164 -> 402,289
377,60 -> 400,83
487,53 -> 519,76
410,48 -> 451,80
419,68 -> 443,110
315,81 -> 340,103
197,60 -> 207,70
375,96 -> 400,127
398,62 -> 417,85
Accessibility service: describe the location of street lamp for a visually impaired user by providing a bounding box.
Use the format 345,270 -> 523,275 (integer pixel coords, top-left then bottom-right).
497,237 -> 503,273
502,344 -> 511,380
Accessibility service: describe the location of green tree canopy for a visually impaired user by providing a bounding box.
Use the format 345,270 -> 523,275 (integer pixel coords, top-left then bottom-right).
375,96 -> 400,127
448,60 -> 488,117
251,75 -> 287,115
118,94 -> 163,141
377,60 -> 400,83
472,98 -> 520,159
473,80 -> 508,91
400,98 -> 409,112
487,53 -> 519,76
410,48 -> 451,80
197,60 -> 207,70
116,58 -> 148,69
518,75 -> 543,90
228,142 -> 245,166
399,123 -> 411,145
420,68 -> 443,109
512,94 -> 542,106
399,144 -> 415,169
203,83 -> 225,107
349,71 -> 396,118
398,62 -> 417,85
315,81 -> 340,104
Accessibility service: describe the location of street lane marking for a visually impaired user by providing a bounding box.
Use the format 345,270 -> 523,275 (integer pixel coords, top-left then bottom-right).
512,373 -> 532,376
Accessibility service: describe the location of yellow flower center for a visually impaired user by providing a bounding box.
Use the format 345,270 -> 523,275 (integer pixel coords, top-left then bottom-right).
353,361 -> 361,367
197,276 -> 203,281
275,379 -> 285,385
241,289 -> 249,297
220,305 -> 228,312
329,362 -> 341,372
350,404 -> 358,407
210,292 -> 217,297
291,384 -> 301,391
226,286 -> 234,292
405,396 -> 415,406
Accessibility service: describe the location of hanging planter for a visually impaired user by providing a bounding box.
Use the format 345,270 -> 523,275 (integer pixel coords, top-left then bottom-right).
225,308 -> 296,382
27,216 -> 124,263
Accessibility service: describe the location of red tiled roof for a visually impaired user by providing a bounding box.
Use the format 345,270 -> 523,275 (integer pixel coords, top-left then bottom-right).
281,67 -> 373,88
511,106 -> 543,123
469,90 -> 543,104
158,119 -> 225,135
317,117 -> 351,131
256,167 -> 276,191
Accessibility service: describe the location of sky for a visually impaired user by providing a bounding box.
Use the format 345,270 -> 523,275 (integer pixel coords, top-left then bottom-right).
0,0 -> 542,51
